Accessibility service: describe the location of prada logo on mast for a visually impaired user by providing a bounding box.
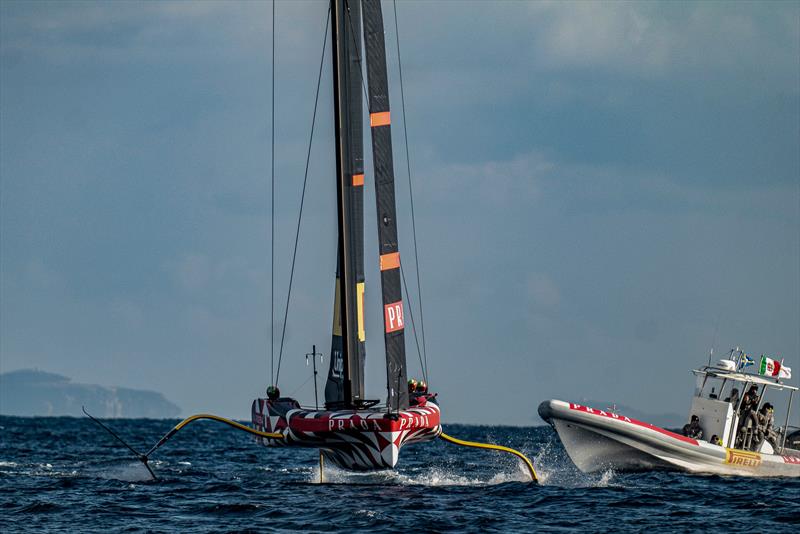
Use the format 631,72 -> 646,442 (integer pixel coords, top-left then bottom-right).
384,301 -> 404,333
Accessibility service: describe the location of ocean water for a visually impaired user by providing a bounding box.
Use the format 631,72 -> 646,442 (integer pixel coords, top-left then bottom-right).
1,416 -> 798,532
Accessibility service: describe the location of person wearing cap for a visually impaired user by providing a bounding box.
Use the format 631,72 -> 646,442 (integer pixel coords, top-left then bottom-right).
754,402 -> 777,450
736,385 -> 760,442
265,384 -> 300,412
682,414 -> 704,440
739,385 -> 759,416
408,378 -> 437,406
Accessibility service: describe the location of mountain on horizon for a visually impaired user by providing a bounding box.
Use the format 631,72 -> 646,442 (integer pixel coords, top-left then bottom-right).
0,369 -> 180,418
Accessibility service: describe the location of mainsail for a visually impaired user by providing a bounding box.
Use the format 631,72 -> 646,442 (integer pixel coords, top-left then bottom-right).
325,0 -> 367,408
362,0 -> 409,411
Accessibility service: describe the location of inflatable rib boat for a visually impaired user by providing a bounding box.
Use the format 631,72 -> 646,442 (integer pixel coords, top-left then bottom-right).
539,352 -> 800,477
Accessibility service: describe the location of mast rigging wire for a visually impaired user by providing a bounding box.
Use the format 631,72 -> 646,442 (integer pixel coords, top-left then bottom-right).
392,0 -> 429,382
400,263 -> 428,384
343,1 -> 428,381
275,8 -> 331,385
270,0 -> 276,387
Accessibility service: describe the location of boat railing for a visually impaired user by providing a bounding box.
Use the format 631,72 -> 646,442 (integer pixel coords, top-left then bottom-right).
297,403 -> 392,412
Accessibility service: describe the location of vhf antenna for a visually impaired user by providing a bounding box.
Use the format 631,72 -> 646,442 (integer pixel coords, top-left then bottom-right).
306,344 -> 323,409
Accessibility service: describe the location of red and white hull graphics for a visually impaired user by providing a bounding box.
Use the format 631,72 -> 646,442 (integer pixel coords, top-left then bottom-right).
251,398 -> 441,470
538,399 -> 800,477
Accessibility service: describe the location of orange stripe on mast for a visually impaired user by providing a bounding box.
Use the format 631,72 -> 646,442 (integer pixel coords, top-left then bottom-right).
370,111 -> 391,127
352,173 -> 364,186
379,252 -> 400,271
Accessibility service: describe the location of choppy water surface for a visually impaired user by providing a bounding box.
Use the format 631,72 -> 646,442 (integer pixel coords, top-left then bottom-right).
1,416 -> 798,532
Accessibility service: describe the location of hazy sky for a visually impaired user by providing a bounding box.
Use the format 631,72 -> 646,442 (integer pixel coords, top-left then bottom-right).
2,1 -> 798,425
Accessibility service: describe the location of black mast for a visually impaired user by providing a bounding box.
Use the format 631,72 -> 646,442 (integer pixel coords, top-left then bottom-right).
362,0 -> 409,411
325,0 -> 366,409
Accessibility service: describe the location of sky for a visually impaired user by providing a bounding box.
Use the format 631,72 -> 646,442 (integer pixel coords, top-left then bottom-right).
1,0 -> 798,425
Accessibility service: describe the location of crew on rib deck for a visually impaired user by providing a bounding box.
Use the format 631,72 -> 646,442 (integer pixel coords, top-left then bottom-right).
739,386 -> 759,418
754,403 -> 777,450
682,414 -> 703,440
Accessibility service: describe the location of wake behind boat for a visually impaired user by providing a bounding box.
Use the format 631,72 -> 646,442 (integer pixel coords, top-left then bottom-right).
540,350 -> 800,477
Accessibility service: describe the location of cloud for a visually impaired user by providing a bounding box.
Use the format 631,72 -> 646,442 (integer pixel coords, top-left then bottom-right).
421,150 -> 552,207
526,272 -> 561,308
109,298 -> 144,329
1,0 -> 796,424
420,144 -> 797,222
163,253 -> 267,297
530,1 -> 671,74
165,254 -> 211,293
24,259 -> 63,290
527,1 -> 798,86
0,0 -> 326,65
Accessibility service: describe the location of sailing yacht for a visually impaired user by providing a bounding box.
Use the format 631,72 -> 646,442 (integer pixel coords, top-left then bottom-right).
250,0 -> 441,471
83,0 -> 540,483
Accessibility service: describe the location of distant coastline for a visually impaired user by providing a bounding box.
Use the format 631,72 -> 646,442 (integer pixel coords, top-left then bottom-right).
0,369 -> 180,418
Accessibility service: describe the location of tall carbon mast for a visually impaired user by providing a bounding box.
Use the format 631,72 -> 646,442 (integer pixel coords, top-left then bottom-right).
362,0 -> 409,411
245,0 -> 493,478
325,0 -> 367,409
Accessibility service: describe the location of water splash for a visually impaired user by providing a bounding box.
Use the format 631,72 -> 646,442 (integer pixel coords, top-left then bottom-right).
533,434 -> 619,488
308,462 -> 530,486
97,462 -> 155,482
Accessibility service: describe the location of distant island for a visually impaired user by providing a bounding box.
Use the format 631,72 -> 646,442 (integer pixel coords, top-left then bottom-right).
0,369 -> 180,418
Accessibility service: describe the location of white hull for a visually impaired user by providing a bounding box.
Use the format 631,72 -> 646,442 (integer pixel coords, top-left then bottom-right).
539,400 -> 800,477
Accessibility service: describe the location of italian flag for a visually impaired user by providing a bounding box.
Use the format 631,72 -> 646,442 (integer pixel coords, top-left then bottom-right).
759,355 -> 792,379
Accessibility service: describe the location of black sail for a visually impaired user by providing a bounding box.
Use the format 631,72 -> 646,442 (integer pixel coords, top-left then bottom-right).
362,0 -> 409,411
325,0 -> 367,409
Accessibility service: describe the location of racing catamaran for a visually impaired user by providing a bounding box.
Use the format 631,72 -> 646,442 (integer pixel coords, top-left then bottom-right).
83,0 -> 537,483
248,0 -> 440,471
539,350 -> 800,477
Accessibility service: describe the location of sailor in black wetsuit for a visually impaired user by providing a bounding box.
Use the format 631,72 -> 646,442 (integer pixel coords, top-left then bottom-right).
735,386 -> 760,448
682,415 -> 704,440
739,386 -> 759,418
754,403 -> 777,451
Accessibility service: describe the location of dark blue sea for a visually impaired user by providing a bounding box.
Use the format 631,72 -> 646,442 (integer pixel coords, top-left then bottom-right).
1,416 -> 798,532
